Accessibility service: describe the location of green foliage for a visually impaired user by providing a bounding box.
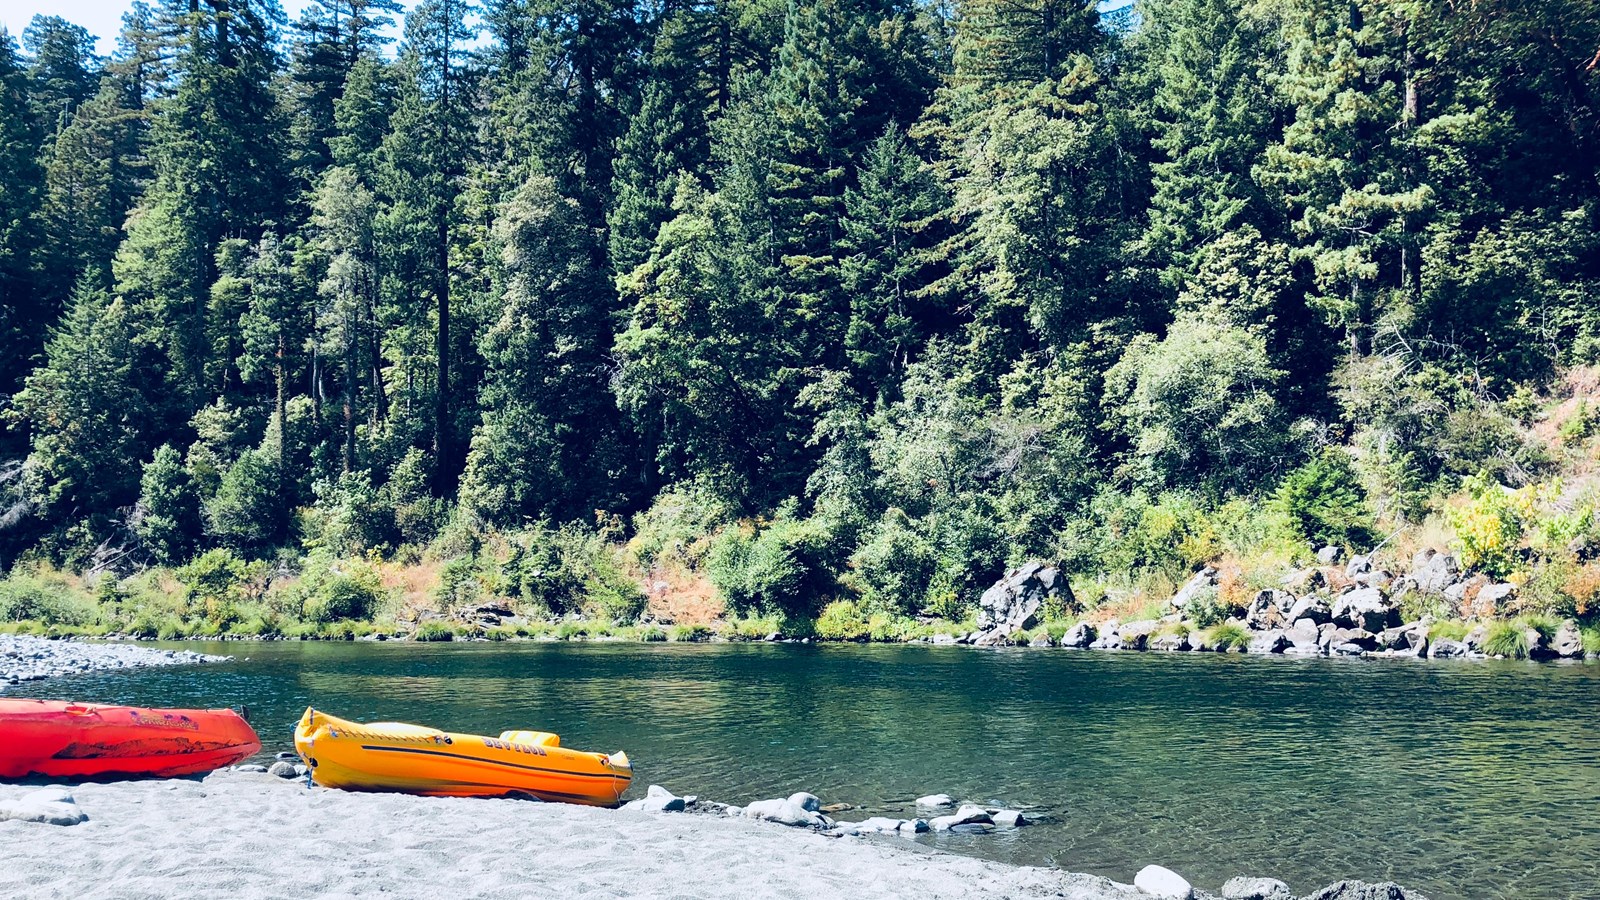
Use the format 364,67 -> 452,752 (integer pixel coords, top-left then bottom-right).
669,623 -> 711,642
1482,621 -> 1529,659
1429,620 -> 1471,642
815,599 -> 871,641
297,556 -> 387,624
499,524 -> 645,622
1274,449 -> 1374,549
1207,622 -> 1251,652
707,510 -> 838,618
413,620 -> 456,642
0,568 -> 97,626
176,548 -> 262,625
205,450 -> 288,554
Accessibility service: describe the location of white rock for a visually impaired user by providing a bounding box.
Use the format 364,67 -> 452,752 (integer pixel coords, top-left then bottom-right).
0,788 -> 88,826
234,764 -> 269,773
990,809 -> 1028,827
1134,865 -> 1193,899
928,804 -> 993,831
622,784 -> 686,813
787,792 -> 822,812
743,798 -> 828,827
914,793 -> 955,809
838,816 -> 905,835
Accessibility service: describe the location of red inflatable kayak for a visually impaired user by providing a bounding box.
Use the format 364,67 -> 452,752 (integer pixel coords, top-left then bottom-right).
0,699 -> 261,779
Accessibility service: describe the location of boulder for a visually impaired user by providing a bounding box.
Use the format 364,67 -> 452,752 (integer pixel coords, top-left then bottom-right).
1477,583 -> 1518,616
1287,596 -> 1332,626
1282,568 -> 1327,594
990,809 -> 1029,826
1247,631 -> 1290,654
743,798 -> 830,828
1344,555 -> 1372,577
1332,588 -> 1396,633
1061,623 -> 1097,649
1411,550 -> 1461,594
1133,864 -> 1194,899
234,764 -> 269,773
1220,876 -> 1292,900
1329,627 -> 1379,650
928,804 -> 994,831
1330,642 -> 1369,657
1316,546 -> 1345,566
915,793 -> 956,809
622,785 -> 686,813
787,792 -> 822,812
838,816 -> 908,835
1464,624 -> 1490,654
1285,619 -> 1322,653
1029,632 -> 1054,648
1119,620 -> 1160,651
1170,567 -> 1219,609
1148,631 -> 1191,652
1428,638 -> 1467,659
1553,620 -> 1584,658
1299,880 -> 1429,900
1243,592 -> 1289,631
268,761 -> 299,779
1524,626 -> 1552,659
0,788 -> 88,826
1089,627 -> 1125,650
1442,574 -> 1489,616
973,562 -> 1075,645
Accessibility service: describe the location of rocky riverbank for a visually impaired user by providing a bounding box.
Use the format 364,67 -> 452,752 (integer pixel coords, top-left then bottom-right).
955,550 -> 1594,661
0,771 -> 1430,900
0,634 -> 226,689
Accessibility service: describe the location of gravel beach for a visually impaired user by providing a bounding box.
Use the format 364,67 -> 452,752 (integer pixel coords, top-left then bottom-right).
0,634 -> 226,689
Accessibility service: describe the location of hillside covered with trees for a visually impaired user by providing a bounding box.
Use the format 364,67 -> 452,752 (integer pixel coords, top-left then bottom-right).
2,0 -> 1600,641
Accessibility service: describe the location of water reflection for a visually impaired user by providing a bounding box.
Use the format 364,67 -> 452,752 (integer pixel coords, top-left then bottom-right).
9,641 -> 1598,900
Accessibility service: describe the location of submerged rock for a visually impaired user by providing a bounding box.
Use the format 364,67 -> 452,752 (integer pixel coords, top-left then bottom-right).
1133,864 -> 1193,899
915,793 -> 955,809
990,809 -> 1029,827
1299,880 -> 1431,900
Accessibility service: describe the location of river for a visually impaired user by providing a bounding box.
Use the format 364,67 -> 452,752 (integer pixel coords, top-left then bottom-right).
10,641 -> 1597,900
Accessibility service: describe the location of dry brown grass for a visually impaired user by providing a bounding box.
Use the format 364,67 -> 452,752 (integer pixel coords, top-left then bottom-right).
1563,562 -> 1600,616
379,558 -> 444,618
640,564 -> 724,625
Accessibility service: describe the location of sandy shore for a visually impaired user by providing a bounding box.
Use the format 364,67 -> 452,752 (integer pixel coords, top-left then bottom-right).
0,771 -> 1153,900
0,635 -> 225,689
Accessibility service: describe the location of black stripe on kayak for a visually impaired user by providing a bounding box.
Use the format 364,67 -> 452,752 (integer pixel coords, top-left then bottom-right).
358,744 -> 632,781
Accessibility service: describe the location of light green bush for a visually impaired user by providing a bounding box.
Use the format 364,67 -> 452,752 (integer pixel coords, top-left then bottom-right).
815,599 -> 870,641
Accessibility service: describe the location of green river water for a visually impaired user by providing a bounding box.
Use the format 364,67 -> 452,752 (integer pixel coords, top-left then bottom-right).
9,641 -> 1597,900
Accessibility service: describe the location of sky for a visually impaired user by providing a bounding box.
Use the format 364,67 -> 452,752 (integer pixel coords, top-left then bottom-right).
4,0 -> 1134,57
0,0 -> 407,55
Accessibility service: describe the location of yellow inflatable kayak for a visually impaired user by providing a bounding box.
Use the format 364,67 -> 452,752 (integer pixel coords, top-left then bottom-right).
293,708 -> 632,807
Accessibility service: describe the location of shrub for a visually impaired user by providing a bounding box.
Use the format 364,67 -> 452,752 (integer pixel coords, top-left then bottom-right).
849,509 -> 937,616
134,444 -> 202,565
1446,473 -> 1528,579
1185,585 -> 1240,629
414,621 -> 456,641
556,620 -> 589,640
708,509 -> 838,618
1481,621 -> 1529,658
1429,619 -> 1470,641
1207,622 -> 1250,651
303,567 -> 385,623
176,548 -> 264,625
626,482 -> 731,572
640,625 -> 668,642
501,524 -> 645,622
1582,626 -> 1600,656
0,570 -> 98,626
815,599 -> 870,641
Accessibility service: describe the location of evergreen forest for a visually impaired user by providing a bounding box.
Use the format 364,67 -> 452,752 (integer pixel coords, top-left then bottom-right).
3,0 -> 1600,642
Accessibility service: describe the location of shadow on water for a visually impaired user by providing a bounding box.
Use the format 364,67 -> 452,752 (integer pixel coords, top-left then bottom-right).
9,641 -> 1598,900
